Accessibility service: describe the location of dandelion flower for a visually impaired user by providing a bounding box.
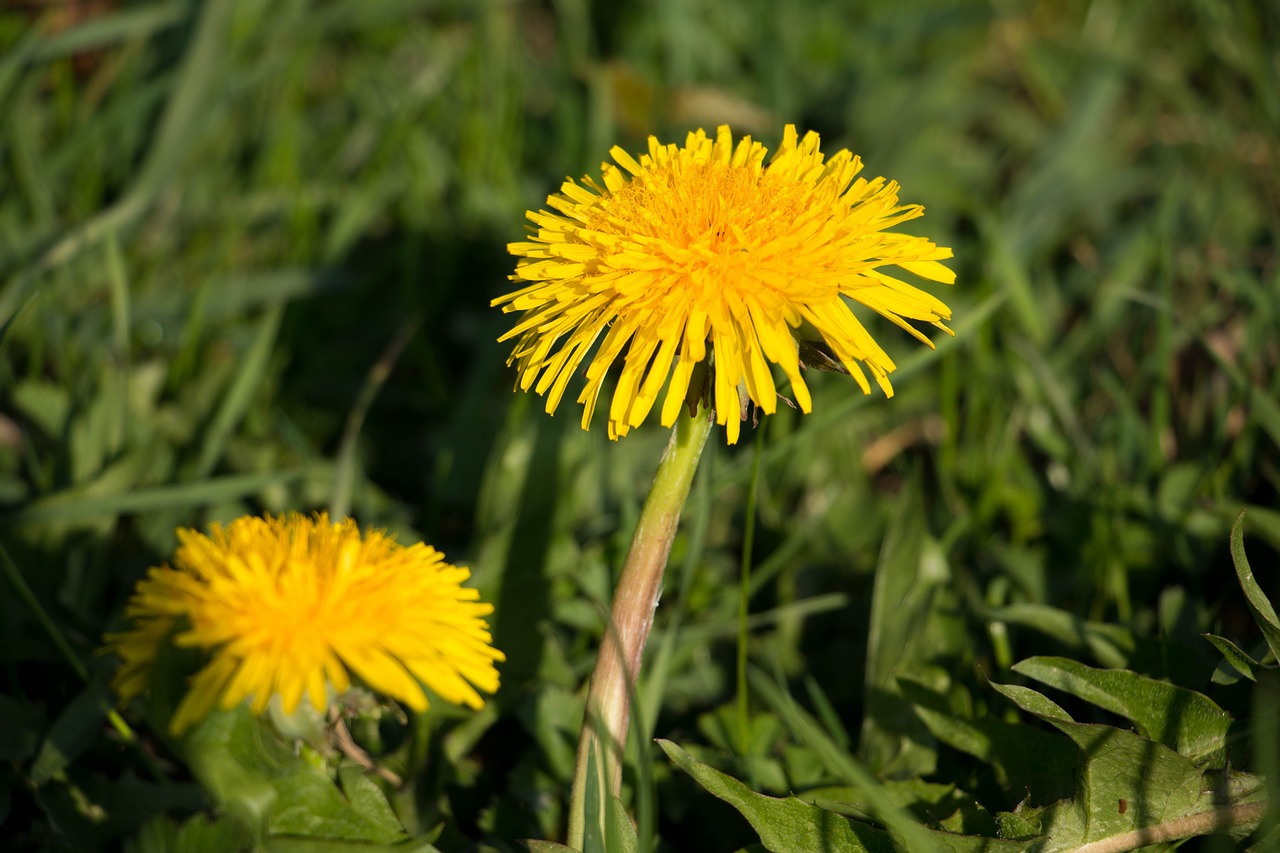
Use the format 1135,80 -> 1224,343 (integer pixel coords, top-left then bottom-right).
104,513 -> 504,734
493,124 -> 955,444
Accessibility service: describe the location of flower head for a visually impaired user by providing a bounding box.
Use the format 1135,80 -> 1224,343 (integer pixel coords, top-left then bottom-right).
104,513 -> 504,734
493,125 -> 955,444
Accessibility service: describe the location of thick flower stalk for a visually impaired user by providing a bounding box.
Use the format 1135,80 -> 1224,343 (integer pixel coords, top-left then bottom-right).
104,513 -> 504,734
493,124 -> 954,444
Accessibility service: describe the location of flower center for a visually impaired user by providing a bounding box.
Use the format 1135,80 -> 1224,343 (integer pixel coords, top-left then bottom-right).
594,161 -> 816,303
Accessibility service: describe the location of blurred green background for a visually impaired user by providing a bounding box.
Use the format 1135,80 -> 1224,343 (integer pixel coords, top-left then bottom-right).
1,0 -> 1278,849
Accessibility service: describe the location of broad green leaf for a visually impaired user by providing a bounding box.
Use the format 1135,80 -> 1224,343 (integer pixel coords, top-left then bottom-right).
659,737 -> 890,852
990,680 -> 1265,850
183,707 -> 407,845
659,740 -> 1026,853
988,683 -> 1072,721
523,843 -> 579,853
1012,656 -> 1232,764
268,762 -> 405,843
1231,514 -> 1280,665
335,766 -> 405,841
1035,723 -> 1205,847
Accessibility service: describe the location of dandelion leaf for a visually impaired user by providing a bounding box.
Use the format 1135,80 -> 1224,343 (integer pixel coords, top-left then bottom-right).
1011,656 -> 1233,765
184,706 -> 408,846
987,677 -> 1265,851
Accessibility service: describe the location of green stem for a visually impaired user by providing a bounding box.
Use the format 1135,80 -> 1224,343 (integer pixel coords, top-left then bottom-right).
567,406 -> 713,850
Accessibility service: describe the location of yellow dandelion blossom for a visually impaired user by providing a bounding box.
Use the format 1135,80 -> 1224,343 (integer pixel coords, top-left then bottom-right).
493,124 -> 955,444
104,513 -> 504,734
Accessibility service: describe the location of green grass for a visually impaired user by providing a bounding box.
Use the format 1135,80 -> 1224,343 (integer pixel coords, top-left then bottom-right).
1,0 -> 1278,850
